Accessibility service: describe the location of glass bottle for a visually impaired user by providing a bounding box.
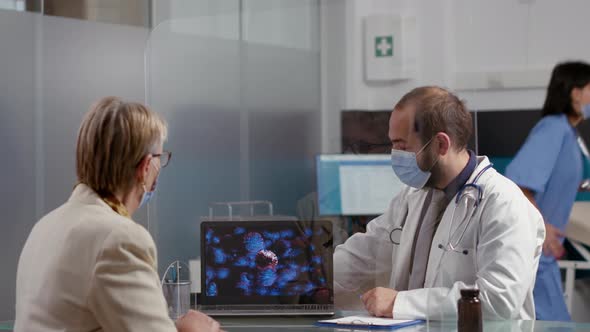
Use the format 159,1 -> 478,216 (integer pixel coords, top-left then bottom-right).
457,288 -> 482,332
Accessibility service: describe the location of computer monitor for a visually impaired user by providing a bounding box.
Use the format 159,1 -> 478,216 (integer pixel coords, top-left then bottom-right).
316,154 -> 404,216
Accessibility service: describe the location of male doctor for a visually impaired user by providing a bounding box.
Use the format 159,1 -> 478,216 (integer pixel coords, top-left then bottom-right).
334,86 -> 545,320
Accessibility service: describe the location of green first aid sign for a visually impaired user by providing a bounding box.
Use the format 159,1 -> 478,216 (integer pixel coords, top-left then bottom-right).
375,35 -> 393,57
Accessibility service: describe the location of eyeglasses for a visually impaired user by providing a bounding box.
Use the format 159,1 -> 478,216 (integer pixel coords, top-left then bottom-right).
152,150 -> 172,168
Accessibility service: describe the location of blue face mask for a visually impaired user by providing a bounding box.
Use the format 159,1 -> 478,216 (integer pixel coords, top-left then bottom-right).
582,103 -> 590,120
139,160 -> 160,208
139,183 -> 156,208
390,137 -> 437,189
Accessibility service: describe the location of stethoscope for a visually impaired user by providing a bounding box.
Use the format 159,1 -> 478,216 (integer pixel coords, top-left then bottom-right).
389,164 -> 494,256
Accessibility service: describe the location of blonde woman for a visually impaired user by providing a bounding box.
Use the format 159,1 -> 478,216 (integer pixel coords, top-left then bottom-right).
15,97 -> 221,332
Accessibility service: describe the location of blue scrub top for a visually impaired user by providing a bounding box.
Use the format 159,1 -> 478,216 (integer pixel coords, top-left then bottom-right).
505,114 -> 583,263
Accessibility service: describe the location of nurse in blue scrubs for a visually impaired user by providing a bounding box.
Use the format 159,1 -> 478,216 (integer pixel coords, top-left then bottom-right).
506,61 -> 590,321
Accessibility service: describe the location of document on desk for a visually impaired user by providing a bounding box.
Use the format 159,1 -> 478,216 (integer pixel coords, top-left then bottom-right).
316,315 -> 423,330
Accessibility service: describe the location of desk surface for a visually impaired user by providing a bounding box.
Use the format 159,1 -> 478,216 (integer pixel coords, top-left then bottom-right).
4,313 -> 590,331
217,315 -> 590,331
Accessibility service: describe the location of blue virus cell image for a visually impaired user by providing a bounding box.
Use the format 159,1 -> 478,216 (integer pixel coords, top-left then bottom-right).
204,224 -> 331,299
279,229 -> 295,239
234,256 -> 249,267
205,268 -> 216,282
207,282 -> 218,296
205,228 -> 214,243
236,272 -> 253,295
263,231 -> 281,242
217,268 -> 230,279
257,268 -> 277,287
277,267 -> 298,284
213,248 -> 226,264
285,248 -> 302,258
244,232 -> 265,253
256,287 -> 269,296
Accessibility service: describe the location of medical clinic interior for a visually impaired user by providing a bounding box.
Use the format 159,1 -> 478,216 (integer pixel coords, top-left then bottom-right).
2,1 -> 590,331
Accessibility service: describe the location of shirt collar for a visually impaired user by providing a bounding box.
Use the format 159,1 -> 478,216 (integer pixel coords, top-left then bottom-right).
443,150 -> 477,201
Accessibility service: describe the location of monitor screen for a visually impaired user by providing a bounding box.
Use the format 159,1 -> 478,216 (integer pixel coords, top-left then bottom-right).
316,154 -> 404,216
200,220 -> 334,305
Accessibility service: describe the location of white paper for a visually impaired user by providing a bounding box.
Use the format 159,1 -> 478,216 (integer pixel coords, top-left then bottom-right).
318,315 -> 414,326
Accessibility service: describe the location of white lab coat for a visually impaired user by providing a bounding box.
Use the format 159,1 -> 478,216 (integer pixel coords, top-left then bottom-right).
334,156 -> 545,320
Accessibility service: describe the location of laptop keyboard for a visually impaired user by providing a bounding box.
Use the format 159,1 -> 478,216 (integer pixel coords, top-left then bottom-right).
199,304 -> 334,312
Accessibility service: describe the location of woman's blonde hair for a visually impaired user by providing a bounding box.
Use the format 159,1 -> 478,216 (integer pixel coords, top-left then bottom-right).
76,97 -> 167,197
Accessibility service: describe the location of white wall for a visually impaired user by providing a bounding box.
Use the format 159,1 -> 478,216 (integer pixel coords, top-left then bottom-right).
321,0 -> 590,153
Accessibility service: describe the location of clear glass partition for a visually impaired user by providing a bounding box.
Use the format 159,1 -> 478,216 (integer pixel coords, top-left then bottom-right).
0,7 -> 149,320
145,0 -> 321,275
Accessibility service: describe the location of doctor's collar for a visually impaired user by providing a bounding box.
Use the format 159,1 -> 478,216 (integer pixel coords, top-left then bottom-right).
442,149 -> 476,201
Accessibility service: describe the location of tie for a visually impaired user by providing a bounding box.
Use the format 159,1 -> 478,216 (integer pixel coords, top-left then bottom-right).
408,189 -> 448,290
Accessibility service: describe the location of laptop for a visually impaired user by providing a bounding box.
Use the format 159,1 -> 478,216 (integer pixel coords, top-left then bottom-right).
198,220 -> 334,316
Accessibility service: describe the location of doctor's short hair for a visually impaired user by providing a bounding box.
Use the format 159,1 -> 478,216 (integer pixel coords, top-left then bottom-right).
76,97 -> 167,197
542,61 -> 590,117
395,86 -> 472,150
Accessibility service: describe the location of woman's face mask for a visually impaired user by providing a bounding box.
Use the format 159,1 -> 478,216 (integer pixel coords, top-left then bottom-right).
390,136 -> 438,189
139,158 -> 160,208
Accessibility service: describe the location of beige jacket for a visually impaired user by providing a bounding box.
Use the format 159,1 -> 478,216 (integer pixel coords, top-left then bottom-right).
15,184 -> 176,332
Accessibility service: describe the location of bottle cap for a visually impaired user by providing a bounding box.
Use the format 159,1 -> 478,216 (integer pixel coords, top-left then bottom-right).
460,288 -> 479,298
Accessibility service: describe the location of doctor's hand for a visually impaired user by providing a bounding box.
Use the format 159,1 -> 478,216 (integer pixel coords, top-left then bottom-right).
361,287 -> 398,318
176,310 -> 224,332
543,223 -> 565,259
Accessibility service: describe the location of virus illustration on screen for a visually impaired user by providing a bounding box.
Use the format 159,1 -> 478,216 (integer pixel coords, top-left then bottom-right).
236,272 -> 253,295
243,232 -> 265,253
205,225 -> 330,298
257,268 -> 278,287
206,281 -> 218,296
255,249 -> 278,270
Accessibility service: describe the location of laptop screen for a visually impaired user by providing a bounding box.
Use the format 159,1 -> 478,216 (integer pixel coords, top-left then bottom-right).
200,220 -> 334,306
316,154 -> 404,216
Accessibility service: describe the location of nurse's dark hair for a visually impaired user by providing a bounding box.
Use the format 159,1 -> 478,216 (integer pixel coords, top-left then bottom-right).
394,86 -> 472,150
542,61 -> 590,117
